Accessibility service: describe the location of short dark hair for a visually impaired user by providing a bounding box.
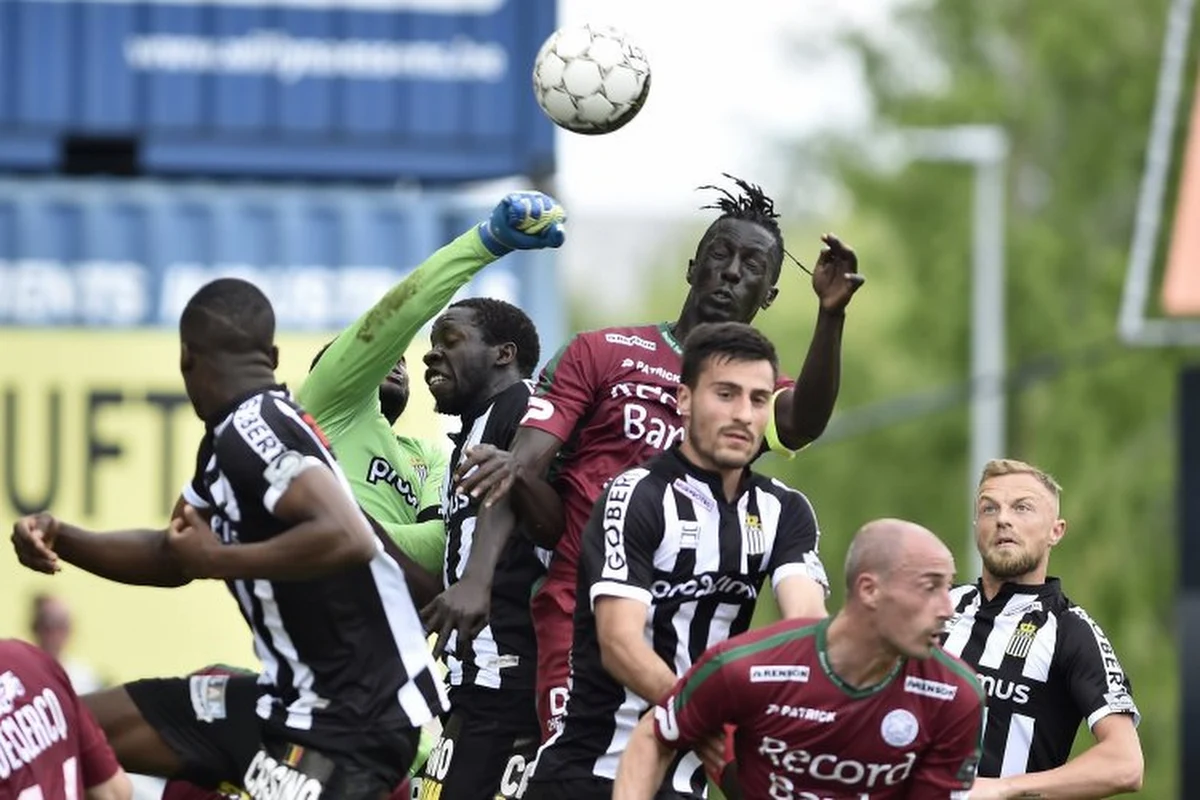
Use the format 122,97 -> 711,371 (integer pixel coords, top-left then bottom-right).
697,173 -> 785,282
680,322 -> 779,389
449,297 -> 541,378
180,278 -> 275,356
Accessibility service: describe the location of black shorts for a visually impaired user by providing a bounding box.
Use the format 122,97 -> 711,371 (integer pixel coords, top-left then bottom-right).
127,675 -> 413,800
417,695 -> 539,800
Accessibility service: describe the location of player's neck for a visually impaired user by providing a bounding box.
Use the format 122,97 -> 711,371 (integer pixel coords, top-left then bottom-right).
980,566 -> 1049,601
678,441 -> 743,501
197,364 -> 278,420
824,612 -> 903,690
670,300 -> 705,343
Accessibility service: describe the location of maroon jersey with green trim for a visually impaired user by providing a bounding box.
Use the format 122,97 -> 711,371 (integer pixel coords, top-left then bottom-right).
521,323 -> 791,574
0,640 -> 121,800
653,618 -> 985,800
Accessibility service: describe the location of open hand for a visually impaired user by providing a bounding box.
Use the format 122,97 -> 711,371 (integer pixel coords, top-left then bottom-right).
811,233 -> 865,312
421,579 -> 492,660
453,444 -> 520,509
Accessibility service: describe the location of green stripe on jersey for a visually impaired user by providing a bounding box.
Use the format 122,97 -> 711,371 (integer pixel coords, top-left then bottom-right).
677,623 -> 820,710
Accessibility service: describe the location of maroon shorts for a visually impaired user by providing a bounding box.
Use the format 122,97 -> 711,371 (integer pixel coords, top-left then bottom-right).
531,571 -> 576,742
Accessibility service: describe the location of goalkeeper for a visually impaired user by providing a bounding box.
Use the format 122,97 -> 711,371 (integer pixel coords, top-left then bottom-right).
160,192 -> 567,800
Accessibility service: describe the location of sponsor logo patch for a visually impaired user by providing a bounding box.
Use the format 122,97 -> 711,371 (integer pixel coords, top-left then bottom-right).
750,665 -> 810,683
904,676 -> 958,701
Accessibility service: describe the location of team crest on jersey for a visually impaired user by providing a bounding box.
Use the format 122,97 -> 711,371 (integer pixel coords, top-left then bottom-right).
880,708 -> 919,747
744,513 -> 766,555
1005,621 -> 1039,659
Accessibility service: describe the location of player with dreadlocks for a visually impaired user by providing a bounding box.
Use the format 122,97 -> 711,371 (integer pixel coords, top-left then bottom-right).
447,174 -> 866,783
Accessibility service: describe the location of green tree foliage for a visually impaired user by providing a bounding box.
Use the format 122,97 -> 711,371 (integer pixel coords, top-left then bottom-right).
571,1 -> 1191,795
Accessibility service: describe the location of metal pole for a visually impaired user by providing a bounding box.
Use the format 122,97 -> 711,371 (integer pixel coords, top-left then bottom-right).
967,157 -> 1007,576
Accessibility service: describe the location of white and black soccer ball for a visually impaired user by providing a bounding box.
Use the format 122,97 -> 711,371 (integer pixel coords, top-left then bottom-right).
532,23 -> 651,135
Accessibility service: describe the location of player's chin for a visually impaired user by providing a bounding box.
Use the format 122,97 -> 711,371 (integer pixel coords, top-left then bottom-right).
429,389 -> 461,416
712,445 -> 755,469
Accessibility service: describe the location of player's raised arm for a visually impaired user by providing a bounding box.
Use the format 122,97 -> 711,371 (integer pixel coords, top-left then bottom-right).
297,191 -> 565,432
770,233 -> 864,450
10,496 -> 195,587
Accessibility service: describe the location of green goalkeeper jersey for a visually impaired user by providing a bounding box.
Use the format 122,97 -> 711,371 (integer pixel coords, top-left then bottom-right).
296,228 -> 499,574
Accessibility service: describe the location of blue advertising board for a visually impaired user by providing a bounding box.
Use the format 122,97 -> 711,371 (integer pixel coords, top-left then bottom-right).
0,176 -> 565,349
0,0 -> 557,181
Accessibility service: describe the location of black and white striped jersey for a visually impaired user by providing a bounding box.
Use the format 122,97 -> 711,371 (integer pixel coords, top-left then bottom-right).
530,446 -> 830,797
441,380 -> 546,696
182,386 -> 448,753
940,578 -> 1139,777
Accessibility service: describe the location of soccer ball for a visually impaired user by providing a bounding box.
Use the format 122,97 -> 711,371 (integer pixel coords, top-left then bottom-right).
532,23 -> 651,135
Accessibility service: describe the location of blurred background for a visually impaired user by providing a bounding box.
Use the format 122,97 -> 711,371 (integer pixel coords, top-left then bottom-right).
0,0 -> 1194,796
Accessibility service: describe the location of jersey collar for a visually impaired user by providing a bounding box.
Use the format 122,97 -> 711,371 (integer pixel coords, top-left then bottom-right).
656,322 -> 684,355
665,445 -> 753,501
451,380 -> 527,443
974,576 -> 1064,605
205,382 -> 288,428
814,616 -> 905,699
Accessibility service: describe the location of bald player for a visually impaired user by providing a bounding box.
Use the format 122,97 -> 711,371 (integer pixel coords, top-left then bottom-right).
616,519 -> 986,800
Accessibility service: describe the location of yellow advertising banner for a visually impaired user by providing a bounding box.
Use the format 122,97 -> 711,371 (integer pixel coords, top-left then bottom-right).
0,328 -> 444,684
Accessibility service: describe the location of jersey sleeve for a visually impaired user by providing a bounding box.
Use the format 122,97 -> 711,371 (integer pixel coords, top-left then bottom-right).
766,484 -> 830,595
653,643 -> 737,750
181,431 -> 215,510
75,685 -> 122,788
375,517 -> 446,574
296,228 -> 498,437
906,675 -> 985,800
583,468 -> 663,608
521,334 -> 601,442
1061,607 -> 1141,728
215,396 -> 338,521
